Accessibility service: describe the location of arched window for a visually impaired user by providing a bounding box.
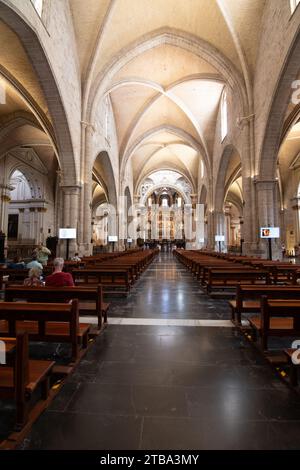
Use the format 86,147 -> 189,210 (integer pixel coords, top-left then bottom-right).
290,0 -> 300,14
221,90 -> 228,141
31,0 -> 43,17
10,170 -> 32,200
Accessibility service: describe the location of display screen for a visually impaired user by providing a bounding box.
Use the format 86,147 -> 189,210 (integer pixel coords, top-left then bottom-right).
215,235 -> 225,242
127,238 -> 133,243
260,227 -> 280,239
108,236 -> 118,242
59,228 -> 77,239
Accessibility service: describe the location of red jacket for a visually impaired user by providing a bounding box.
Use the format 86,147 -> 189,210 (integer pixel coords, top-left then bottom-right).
45,271 -> 74,287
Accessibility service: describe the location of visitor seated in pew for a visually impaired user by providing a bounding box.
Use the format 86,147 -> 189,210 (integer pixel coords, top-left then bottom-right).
26,253 -> 43,270
24,267 -> 44,287
71,252 -> 81,262
7,255 -> 25,269
45,257 -> 74,287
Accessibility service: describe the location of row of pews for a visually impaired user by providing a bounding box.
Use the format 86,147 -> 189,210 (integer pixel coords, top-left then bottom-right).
175,249 -> 300,292
0,248 -> 158,296
174,249 -> 300,387
0,248 -> 158,442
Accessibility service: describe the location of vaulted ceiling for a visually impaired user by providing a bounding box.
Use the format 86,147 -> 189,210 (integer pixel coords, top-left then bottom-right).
70,0 -> 266,192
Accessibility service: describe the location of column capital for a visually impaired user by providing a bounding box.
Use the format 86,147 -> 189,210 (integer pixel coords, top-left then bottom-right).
60,185 -> 82,196
253,178 -> 277,189
1,195 -> 11,203
291,196 -> 300,210
0,183 -> 14,191
80,120 -> 95,134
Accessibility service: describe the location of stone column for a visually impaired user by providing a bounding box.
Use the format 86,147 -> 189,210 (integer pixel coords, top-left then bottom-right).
255,179 -> 281,259
60,185 -> 81,256
184,203 -> 193,249
224,204 -> 231,249
29,208 -> 37,243
36,207 -> 47,244
118,195 -> 126,251
18,208 -> 24,241
214,210 -> 226,252
0,184 -> 13,233
206,211 -> 214,249
291,198 -> 300,245
80,124 -> 94,255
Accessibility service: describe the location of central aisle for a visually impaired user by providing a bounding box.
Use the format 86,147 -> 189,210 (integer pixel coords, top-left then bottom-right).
22,253 -> 300,450
105,252 -> 231,321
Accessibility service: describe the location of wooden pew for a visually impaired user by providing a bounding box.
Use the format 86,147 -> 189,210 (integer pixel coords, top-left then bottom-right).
0,300 -> 90,361
230,284 -> 300,324
4,285 -> 109,329
71,268 -> 132,295
0,331 -> 54,429
0,268 -> 29,285
205,269 -> 270,293
248,298 -> 300,350
201,265 -> 254,285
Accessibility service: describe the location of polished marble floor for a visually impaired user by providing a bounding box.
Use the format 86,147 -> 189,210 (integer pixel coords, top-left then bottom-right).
13,253 -> 300,449
106,253 -> 231,320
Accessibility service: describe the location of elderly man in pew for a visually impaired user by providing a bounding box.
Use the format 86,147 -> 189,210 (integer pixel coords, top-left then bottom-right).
45,257 -> 74,287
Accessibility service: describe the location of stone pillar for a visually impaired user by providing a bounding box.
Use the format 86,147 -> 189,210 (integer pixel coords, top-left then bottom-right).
80,124 -> 94,255
36,207 -> 48,244
60,185 -> 81,256
18,208 -> 24,241
255,179 -> 281,259
239,216 -> 244,253
206,211 -> 214,249
214,210 -> 226,251
184,203 -> 193,249
0,184 -> 13,233
291,198 -> 300,245
224,204 -> 231,249
29,208 -> 36,242
241,175 -> 255,254
118,195 -> 126,251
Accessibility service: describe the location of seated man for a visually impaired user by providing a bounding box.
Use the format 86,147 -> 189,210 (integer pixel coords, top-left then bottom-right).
27,254 -> 43,270
45,257 -> 74,287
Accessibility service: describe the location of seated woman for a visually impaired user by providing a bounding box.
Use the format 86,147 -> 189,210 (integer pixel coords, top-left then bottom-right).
8,256 -> 25,269
24,267 -> 44,287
